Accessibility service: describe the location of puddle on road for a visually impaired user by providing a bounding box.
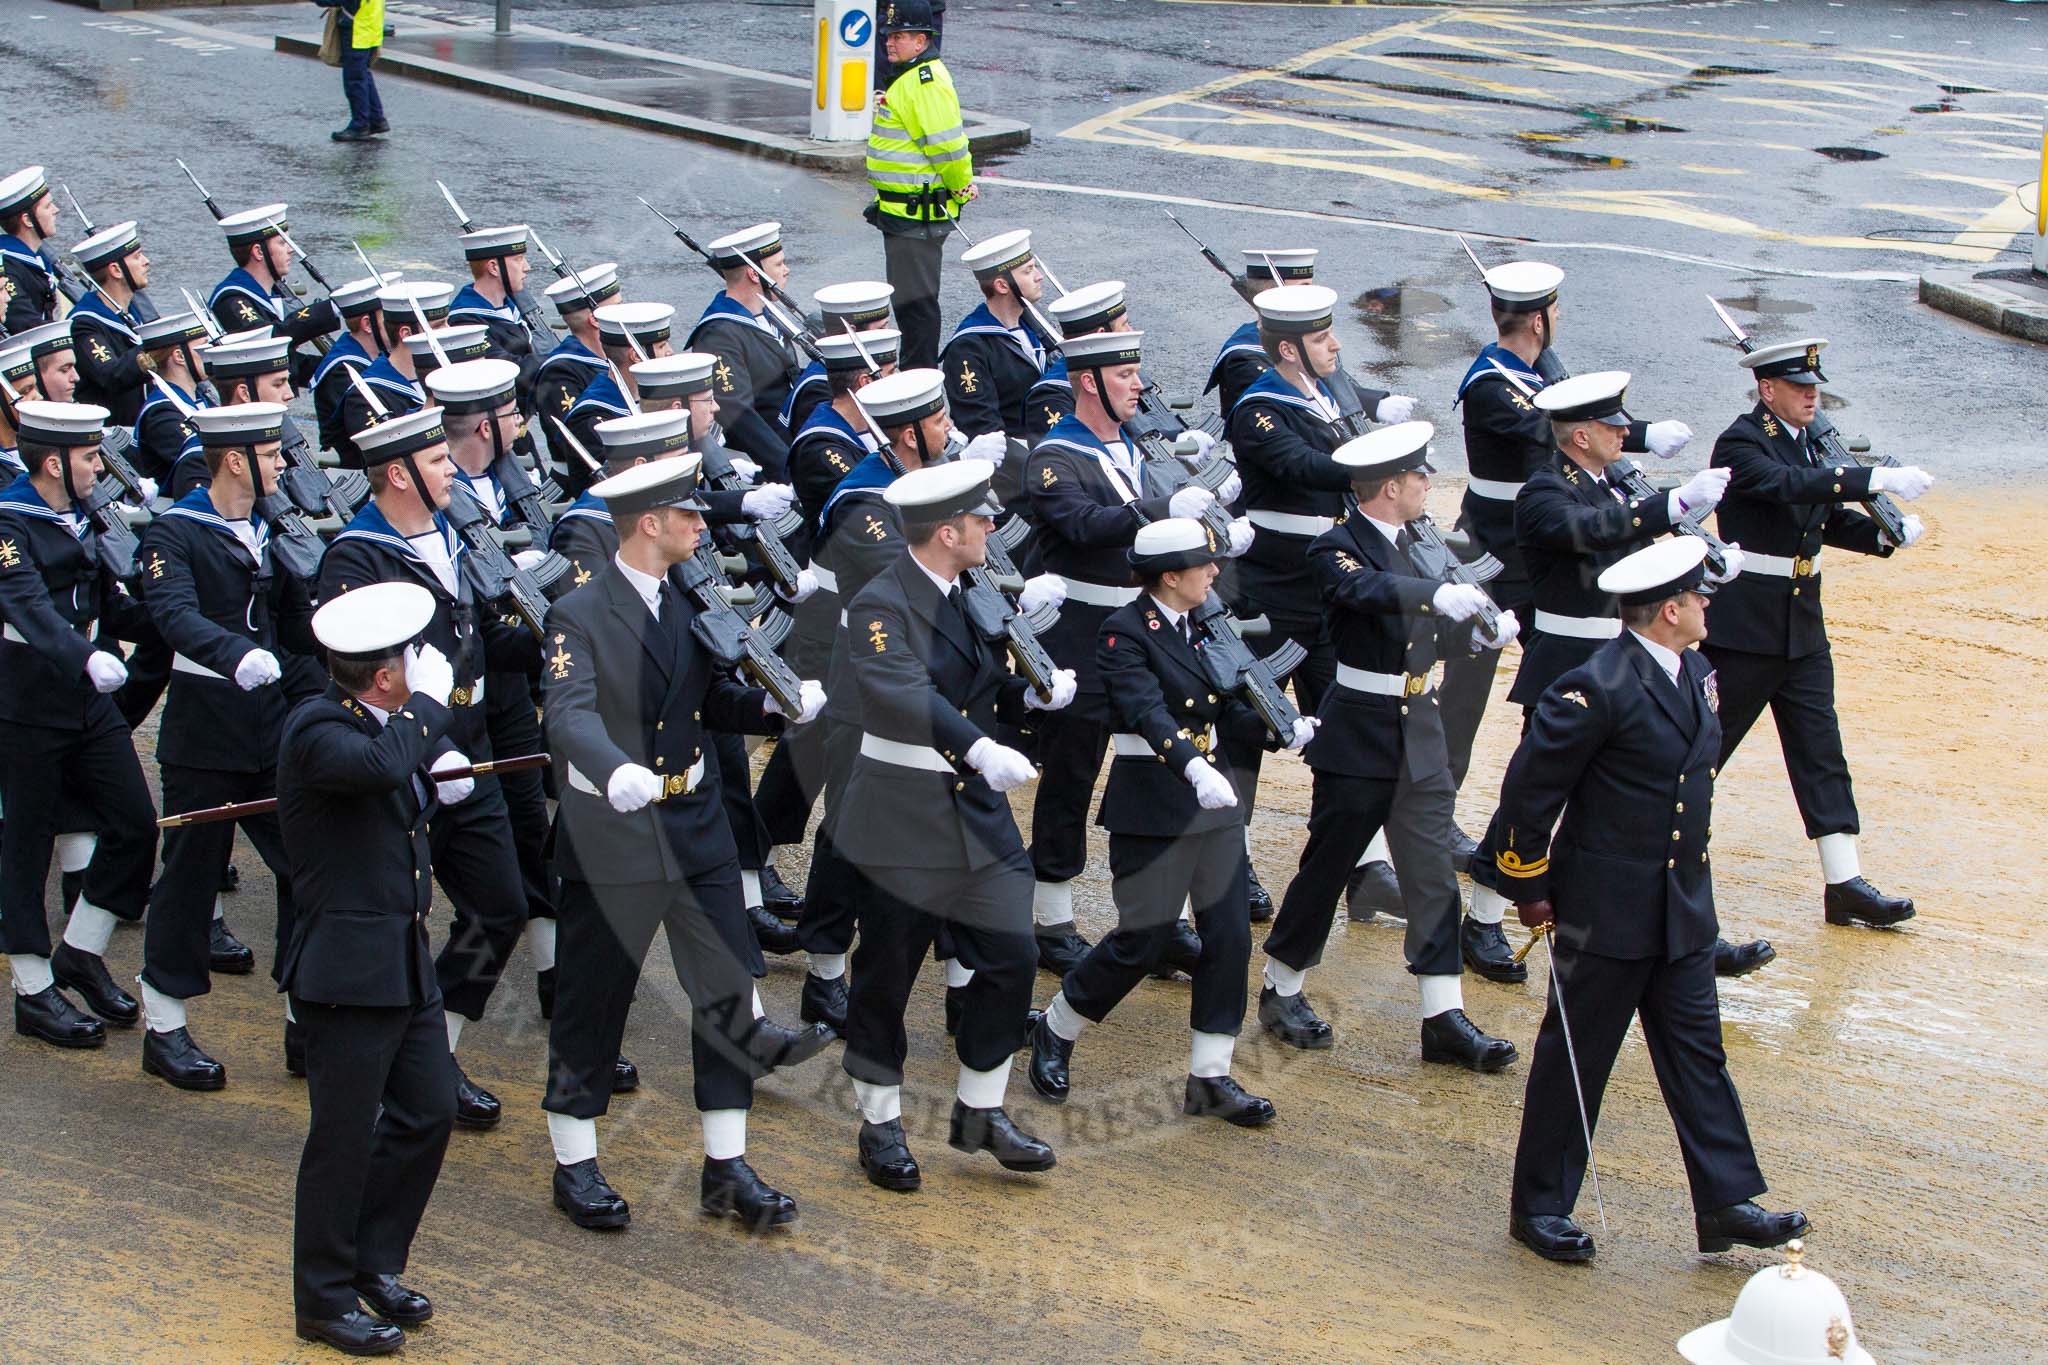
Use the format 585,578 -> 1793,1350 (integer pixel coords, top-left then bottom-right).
1574,111 -> 1686,135
1816,146 -> 1886,162
1691,65 -> 1776,78
1349,285 -> 1476,377
1381,50 -> 1510,66
1721,294 -> 1817,317
1516,135 -> 1629,169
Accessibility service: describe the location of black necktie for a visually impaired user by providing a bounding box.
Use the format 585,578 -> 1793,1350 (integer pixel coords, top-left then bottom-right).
1395,528 -> 1415,555
1177,615 -> 1191,647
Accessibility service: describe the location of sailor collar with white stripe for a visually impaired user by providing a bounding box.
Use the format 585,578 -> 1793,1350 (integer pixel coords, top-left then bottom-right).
311,336 -> 372,389
690,290 -> 781,345
1037,419 -> 1141,467
0,445 -> 22,476
210,269 -> 286,321
67,290 -> 141,341
792,401 -> 872,451
537,336 -> 606,375
333,497 -> 466,568
0,237 -> 55,275
448,285 -> 523,326
556,491 -> 614,526
948,300 -> 1047,368
157,486 -> 272,550
0,472 -> 86,532
1235,365 -> 1336,416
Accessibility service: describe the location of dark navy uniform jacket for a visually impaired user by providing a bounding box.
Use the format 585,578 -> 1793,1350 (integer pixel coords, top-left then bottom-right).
68,291 -> 147,425
1707,403 -> 1890,660
1226,366 -> 1352,620
334,353 -> 425,458
208,267 -> 339,349
689,291 -> 798,476
1,234 -> 60,333
448,283 -> 540,409
941,300 -> 1050,441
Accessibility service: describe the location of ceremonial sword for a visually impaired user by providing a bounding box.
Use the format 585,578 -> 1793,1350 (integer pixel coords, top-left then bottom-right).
159,754 -> 552,826
1515,921 -> 1607,1231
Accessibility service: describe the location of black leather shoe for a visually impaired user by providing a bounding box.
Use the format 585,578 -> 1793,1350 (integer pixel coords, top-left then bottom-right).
351,1273 -> 432,1325
748,901 -> 801,954
1696,1200 -> 1810,1253
1026,1014 -> 1073,1103
1257,985 -> 1333,1050
744,1017 -> 835,1071
1150,917 -> 1203,980
1824,877 -> 1915,928
1345,859 -> 1404,922
1420,1009 -> 1519,1072
612,1055 -> 639,1094
1510,1211 -> 1596,1263
285,1019 -> 306,1077
800,971 -> 848,1034
143,1026 -> 227,1091
858,1118 -> 922,1191
553,1157 -> 630,1229
1448,824 -> 1480,875
948,1101 -> 1056,1171
50,942 -> 139,1026
1246,867 -> 1275,924
1461,916 -> 1528,984
945,984 -> 965,1036
368,118 -> 391,134
454,1064 -> 501,1130
1035,923 -> 1092,976
701,1155 -> 798,1229
760,864 -> 804,920
295,1309 -> 403,1355
1713,937 -> 1777,977
330,125 -> 377,143
13,985 -> 106,1048
209,918 -> 255,975
221,861 -> 241,892
536,966 -> 557,1020
1183,1074 -> 1276,1127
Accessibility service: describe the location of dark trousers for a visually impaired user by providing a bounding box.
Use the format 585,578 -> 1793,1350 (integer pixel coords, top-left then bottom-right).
1026,691 -> 1110,888
754,715 -> 829,849
1221,611 -> 1335,814
1512,941 -> 1766,1218
709,730 -> 770,878
143,765 -> 292,999
1702,643 -> 1858,840
545,869 -> 759,1116
426,779 -> 527,1021
486,679 -> 555,924
1266,763 -> 1463,979
1065,828 -> 1250,1036
114,626 -> 173,730
340,44 -> 385,129
795,722 -> 860,956
293,993 -> 454,1319
882,231 -> 946,371
843,850 -> 1036,1086
1438,589 -> 1531,792
0,709 -> 156,956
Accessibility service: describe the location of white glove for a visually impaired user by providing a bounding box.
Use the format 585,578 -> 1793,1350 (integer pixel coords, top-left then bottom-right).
1226,516 -> 1255,557
1431,582 -> 1491,623
1645,420 -> 1693,460
1705,543 -> 1745,585
1168,486 -> 1216,519
512,548 -> 548,572
729,455 -> 762,482
742,483 -> 795,520
430,749 -> 476,806
84,650 -> 129,693
776,567 -> 821,604
1214,470 -> 1243,506
1286,716 -> 1320,752
1017,573 -> 1066,615
1674,466 -> 1732,515
1476,608 -> 1520,651
606,762 -> 662,813
1023,667 -> 1078,712
1898,514 -> 1926,548
1374,394 -> 1417,425
966,736 -> 1038,792
233,648 -> 282,691
404,642 -> 454,707
1871,465 -> 1934,501
1183,757 -> 1239,810
765,678 -> 828,724
961,431 -> 1009,465
136,476 -> 160,503
1178,429 -> 1218,462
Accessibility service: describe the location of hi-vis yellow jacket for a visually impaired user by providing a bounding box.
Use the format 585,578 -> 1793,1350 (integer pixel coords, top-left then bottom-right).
867,58 -> 973,224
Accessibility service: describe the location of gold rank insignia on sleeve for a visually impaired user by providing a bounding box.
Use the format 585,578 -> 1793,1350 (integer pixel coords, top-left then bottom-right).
868,620 -> 888,653
1496,847 -> 1547,879
90,340 -> 113,363
714,360 -> 735,393
957,363 -> 979,395
572,564 -> 592,587
1043,405 -> 1058,428
829,452 -> 849,473
1040,465 -> 1056,488
864,515 -> 886,542
1,276 -> 14,300
1335,551 -> 1361,573
1254,411 -> 1274,434
1561,689 -> 1588,708
1508,390 -> 1533,411
0,539 -> 18,569
558,388 -> 574,412
1563,464 -> 1580,485
1760,413 -> 1780,438
238,301 -> 259,323
147,552 -> 165,580
548,641 -> 574,680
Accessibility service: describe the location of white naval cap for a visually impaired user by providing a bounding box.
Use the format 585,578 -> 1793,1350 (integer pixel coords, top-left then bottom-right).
352,405 -> 448,465
814,328 -> 900,374
959,229 -> 1033,279
855,366 -> 946,428
0,165 -> 49,218
72,220 -> 141,272
1241,247 -> 1318,282
1677,1242 -> 1873,1365
885,457 -> 1001,519
705,221 -> 783,269
333,272 -> 397,317
814,280 -> 894,326
1253,284 -> 1337,334
198,332 -> 293,380
543,262 -> 621,315
1333,420 -> 1435,479
459,224 -> 529,260
1483,260 -> 1564,312
1058,328 -> 1144,371
1597,535 -> 1713,605
137,311 -> 209,351
189,401 -> 288,448
1047,280 -> 1127,335
631,351 -> 718,399
1740,337 -> 1829,385
591,449 -> 709,513
14,399 -> 109,447
595,410 -> 694,465
218,202 -> 290,247
312,581 -> 436,662
0,338 -> 35,382
593,301 -> 675,347
12,320 -> 73,361
1533,369 -> 1631,425
1128,516 -> 1222,573
379,280 -> 456,320
425,357 -> 521,413
403,324 -> 491,368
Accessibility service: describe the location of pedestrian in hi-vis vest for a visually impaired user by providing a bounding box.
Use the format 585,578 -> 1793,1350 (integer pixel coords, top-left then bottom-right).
316,0 -> 389,143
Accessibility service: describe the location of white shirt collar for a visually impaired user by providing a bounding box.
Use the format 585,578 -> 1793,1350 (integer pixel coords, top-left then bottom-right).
360,698 -> 393,728
614,552 -> 664,616
1362,512 -> 1404,547
1147,593 -> 1188,630
910,551 -> 958,598
1628,630 -> 1682,685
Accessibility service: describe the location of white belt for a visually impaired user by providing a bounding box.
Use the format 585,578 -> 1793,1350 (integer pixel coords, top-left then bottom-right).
859,733 -> 955,773
807,563 -> 839,594
1466,477 -> 1524,501
567,754 -> 706,800
838,609 -> 849,629
1247,509 -> 1334,538
1335,663 -> 1431,697
1062,579 -> 1141,608
2,621 -> 92,644
1742,550 -> 1821,579
1112,726 -> 1215,759
1533,610 -> 1622,640
171,654 -> 225,680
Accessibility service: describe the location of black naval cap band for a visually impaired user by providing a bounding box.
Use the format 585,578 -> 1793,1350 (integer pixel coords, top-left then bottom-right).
1615,558 -> 1710,606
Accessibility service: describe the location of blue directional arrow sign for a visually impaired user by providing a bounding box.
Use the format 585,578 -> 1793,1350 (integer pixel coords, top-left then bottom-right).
840,10 -> 872,47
